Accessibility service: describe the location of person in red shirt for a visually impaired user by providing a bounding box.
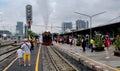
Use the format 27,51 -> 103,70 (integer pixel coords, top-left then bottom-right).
57,37 -> 60,43
104,35 -> 111,59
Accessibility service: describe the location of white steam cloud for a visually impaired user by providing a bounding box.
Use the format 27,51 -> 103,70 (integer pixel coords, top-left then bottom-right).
37,0 -> 52,30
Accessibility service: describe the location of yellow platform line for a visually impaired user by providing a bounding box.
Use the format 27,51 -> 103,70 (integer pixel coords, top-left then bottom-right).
3,57 -> 17,71
75,52 -> 120,71
35,45 -> 41,71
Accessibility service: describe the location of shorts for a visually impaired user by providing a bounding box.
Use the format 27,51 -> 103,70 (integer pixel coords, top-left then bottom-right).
23,54 -> 31,61
18,58 -> 24,63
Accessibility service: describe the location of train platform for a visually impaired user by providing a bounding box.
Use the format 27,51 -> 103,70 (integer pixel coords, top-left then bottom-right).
2,45 -> 40,71
54,42 -> 120,70
2,42 -> 120,71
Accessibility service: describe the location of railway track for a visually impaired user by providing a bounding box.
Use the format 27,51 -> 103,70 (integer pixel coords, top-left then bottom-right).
0,46 -> 18,62
0,42 -> 21,56
0,40 -> 14,47
40,45 -> 78,71
0,44 -> 20,70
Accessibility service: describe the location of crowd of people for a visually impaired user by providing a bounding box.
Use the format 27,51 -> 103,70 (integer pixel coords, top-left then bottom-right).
54,34 -> 113,59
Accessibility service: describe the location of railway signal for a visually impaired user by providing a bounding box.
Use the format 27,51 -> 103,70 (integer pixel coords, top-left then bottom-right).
26,5 -> 32,23
26,5 -> 32,39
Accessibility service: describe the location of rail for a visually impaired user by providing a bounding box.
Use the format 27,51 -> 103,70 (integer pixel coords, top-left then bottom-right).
45,45 -> 78,71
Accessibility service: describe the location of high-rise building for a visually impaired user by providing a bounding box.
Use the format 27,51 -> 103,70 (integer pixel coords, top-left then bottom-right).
16,22 -> 23,36
62,22 -> 72,33
76,20 -> 89,30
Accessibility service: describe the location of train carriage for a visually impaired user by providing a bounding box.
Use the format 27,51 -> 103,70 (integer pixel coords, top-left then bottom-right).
42,31 -> 53,45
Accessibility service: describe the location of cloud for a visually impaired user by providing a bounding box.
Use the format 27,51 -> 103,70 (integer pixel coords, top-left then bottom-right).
0,0 -> 37,33
1,0 -> 120,34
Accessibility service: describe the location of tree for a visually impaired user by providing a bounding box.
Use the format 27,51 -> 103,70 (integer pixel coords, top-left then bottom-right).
28,30 -> 37,39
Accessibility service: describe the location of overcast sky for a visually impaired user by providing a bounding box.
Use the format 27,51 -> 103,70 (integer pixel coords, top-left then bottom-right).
0,0 -> 120,34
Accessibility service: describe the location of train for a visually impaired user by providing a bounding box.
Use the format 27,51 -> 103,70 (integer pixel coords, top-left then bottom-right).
42,31 -> 53,45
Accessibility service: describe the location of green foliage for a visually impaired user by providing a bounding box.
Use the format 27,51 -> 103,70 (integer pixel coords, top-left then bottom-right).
29,31 -> 37,38
94,34 -> 103,48
77,35 -> 81,46
114,35 -> 120,50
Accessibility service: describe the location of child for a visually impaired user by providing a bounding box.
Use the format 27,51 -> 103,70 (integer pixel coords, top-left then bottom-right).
17,48 -> 24,65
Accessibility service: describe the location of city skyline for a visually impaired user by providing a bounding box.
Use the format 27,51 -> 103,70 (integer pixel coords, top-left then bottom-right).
0,0 -> 120,34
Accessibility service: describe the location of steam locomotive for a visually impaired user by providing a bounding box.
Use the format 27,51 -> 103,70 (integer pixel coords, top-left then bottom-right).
42,31 -> 52,45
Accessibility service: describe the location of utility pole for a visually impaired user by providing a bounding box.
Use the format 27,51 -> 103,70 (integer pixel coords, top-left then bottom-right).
74,11 -> 106,39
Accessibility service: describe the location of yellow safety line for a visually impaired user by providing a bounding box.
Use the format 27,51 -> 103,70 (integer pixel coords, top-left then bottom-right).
75,52 -> 120,71
35,45 -> 41,71
3,57 -> 17,71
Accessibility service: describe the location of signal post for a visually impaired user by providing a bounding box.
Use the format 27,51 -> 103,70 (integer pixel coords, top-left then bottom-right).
26,5 -> 32,40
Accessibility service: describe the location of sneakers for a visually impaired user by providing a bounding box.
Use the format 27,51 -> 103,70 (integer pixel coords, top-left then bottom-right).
28,64 -> 31,66
24,64 -> 26,66
105,56 -> 110,59
24,64 -> 31,66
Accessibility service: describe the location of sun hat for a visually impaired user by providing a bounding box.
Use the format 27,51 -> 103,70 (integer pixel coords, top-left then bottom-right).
24,38 -> 28,41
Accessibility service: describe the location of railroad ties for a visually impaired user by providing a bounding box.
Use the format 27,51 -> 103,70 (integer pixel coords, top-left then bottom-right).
40,45 -> 78,71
